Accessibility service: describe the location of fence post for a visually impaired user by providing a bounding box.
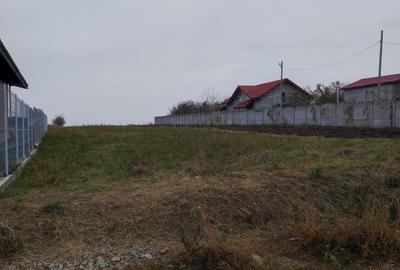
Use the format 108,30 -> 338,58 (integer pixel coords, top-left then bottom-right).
335,103 -> 338,127
392,100 -> 395,128
22,102 -> 26,159
319,104 -> 322,126
3,85 -> 9,175
394,100 -> 397,128
15,93 -> 19,163
293,106 -> 296,126
371,101 -> 374,128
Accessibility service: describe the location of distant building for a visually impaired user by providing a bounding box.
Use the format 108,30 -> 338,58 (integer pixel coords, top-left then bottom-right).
342,73 -> 400,102
223,78 -> 310,111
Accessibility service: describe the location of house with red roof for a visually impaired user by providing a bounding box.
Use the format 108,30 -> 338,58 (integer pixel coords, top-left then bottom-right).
342,73 -> 400,102
223,78 -> 310,111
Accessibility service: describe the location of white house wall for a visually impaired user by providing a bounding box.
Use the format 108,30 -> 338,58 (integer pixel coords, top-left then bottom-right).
343,84 -> 397,103
253,83 -> 307,111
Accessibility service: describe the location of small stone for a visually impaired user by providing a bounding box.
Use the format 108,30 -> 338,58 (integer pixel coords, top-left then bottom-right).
95,256 -> 108,269
159,248 -> 169,255
111,256 -> 121,262
141,253 -> 153,259
252,254 -> 264,266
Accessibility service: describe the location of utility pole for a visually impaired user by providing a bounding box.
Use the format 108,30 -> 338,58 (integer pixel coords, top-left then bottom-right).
279,61 -> 283,93
279,61 -> 284,123
378,30 -> 383,92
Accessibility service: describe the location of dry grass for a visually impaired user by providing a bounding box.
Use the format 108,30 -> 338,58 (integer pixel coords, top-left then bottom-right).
0,222 -> 19,258
1,126 -> 400,269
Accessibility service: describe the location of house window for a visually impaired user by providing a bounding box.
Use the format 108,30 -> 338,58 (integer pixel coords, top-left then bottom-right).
282,92 -> 286,103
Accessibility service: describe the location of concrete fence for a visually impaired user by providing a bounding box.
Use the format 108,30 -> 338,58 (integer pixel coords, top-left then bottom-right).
155,101 -> 400,129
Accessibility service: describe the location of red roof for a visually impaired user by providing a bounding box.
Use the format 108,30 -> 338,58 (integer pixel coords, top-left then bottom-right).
342,73 -> 400,91
226,78 -> 309,107
238,79 -> 284,99
234,99 -> 253,109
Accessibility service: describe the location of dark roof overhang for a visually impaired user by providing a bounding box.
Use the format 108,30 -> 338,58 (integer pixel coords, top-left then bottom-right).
0,38 -> 28,89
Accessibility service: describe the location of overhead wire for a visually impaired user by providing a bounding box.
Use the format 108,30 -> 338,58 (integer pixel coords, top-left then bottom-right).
384,41 -> 400,47
285,41 -> 380,71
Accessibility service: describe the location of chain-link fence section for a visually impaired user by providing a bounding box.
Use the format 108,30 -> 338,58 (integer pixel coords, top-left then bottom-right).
0,83 -> 48,176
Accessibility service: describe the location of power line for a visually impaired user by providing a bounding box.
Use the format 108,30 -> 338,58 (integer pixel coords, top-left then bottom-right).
286,41 -> 379,71
384,41 -> 400,47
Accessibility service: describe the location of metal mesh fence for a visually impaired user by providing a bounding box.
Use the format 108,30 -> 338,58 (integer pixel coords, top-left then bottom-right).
0,82 -> 48,176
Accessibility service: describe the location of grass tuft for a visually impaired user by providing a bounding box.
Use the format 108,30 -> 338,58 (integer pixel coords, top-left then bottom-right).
385,177 -> 400,189
41,202 -> 65,215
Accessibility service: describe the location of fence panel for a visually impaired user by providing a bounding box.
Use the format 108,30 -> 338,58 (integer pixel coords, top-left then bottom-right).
226,111 -> 233,125
0,83 -> 5,176
255,111 -> 264,125
247,110 -> 256,125
233,111 -> 240,125
8,93 -> 17,169
264,107 -> 282,125
353,102 -> 371,127
373,101 -> 391,128
294,106 -> 307,125
307,105 -> 320,126
283,107 -> 294,125
0,85 -> 47,176
154,101 -> 399,129
239,110 -> 247,125
320,104 -> 336,126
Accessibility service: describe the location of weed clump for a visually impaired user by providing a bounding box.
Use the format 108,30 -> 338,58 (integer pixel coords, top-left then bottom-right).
177,207 -> 259,270
292,208 -> 400,260
41,202 -> 65,215
310,167 -> 323,179
0,222 -> 20,257
385,177 -> 400,189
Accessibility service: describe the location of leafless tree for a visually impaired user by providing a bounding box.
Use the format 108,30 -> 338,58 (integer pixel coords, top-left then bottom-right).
170,89 -> 224,115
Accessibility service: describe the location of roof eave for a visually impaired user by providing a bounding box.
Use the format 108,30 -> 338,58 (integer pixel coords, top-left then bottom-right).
0,39 -> 28,89
342,80 -> 400,91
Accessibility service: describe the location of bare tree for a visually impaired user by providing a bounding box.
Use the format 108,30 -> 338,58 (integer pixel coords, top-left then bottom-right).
170,89 -> 224,115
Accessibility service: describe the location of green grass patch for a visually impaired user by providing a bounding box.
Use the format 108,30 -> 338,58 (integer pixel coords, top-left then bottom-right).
2,126 -> 400,197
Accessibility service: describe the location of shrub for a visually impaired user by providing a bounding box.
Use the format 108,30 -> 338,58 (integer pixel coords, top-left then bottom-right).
52,115 -> 65,127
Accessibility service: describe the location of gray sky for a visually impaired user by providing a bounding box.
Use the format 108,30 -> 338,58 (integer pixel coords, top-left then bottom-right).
1,0 -> 400,125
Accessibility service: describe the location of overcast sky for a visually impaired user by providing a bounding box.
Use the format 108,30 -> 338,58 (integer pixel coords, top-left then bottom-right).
1,1 -> 400,125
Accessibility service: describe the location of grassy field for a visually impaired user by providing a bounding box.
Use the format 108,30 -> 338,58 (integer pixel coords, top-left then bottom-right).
1,126 -> 400,269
